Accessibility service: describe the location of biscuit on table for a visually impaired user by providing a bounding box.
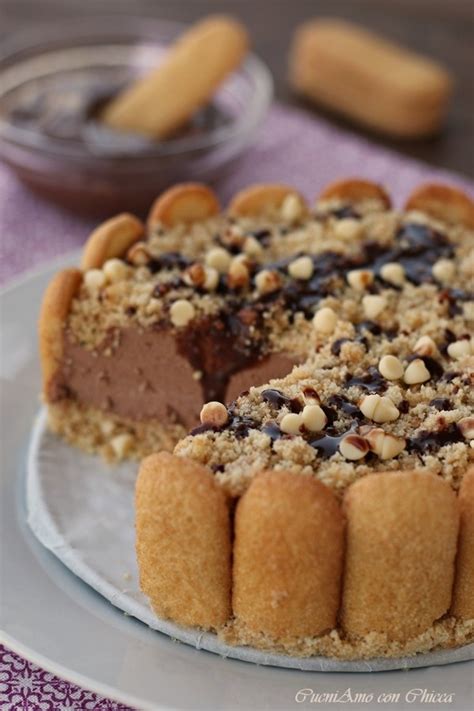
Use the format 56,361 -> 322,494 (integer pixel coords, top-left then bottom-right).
102,15 -> 249,138
289,19 -> 452,138
135,452 -> 231,629
233,470 -> 344,639
341,470 -> 459,641
147,183 -> 220,228
452,467 -> 474,620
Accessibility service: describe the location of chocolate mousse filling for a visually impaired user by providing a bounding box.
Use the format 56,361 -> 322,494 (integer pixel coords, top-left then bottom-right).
49,323 -> 297,429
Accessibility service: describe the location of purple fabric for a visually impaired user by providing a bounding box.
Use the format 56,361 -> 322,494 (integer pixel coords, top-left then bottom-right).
1,102 -> 473,286
1,101 -> 473,706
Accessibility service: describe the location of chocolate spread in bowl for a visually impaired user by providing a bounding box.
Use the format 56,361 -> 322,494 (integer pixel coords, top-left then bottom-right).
4,71 -> 230,156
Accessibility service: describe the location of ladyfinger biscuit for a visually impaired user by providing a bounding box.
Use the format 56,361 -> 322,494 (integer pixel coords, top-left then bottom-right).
318,178 -> 391,208
405,184 -> 474,229
81,213 -> 144,270
233,470 -> 344,639
135,453 -> 231,629
39,268 -> 82,397
289,19 -> 453,138
228,184 -> 307,220
341,471 -> 459,641
452,467 -> 474,619
102,16 -> 249,138
147,183 -> 220,228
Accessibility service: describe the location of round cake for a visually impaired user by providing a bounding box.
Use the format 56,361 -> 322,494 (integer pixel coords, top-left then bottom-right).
39,178 -> 474,659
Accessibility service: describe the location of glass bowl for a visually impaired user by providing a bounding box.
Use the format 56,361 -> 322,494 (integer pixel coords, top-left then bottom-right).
0,16 -> 273,217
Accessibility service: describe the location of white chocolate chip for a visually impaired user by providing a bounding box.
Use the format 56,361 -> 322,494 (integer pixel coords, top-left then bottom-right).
103,258 -> 129,283
281,193 -> 304,222
380,262 -> 406,286
457,417 -> 474,441
255,269 -> 282,295
313,307 -> 338,334
378,355 -> 404,380
432,258 -> 455,283
84,268 -> 106,291
447,339 -> 473,359
170,299 -> 195,327
288,255 -> 314,280
339,434 -> 369,460
347,269 -> 374,291
280,413 -> 303,435
301,404 -> 327,432
362,294 -> 387,319
333,217 -> 362,241
203,266 -> 219,291
403,358 -> 431,385
205,247 -> 231,273
110,433 -> 133,459
360,394 -> 399,423
414,335 -> 438,357
365,428 -> 406,459
200,401 -> 228,427
227,260 -> 249,288
243,236 -> 263,257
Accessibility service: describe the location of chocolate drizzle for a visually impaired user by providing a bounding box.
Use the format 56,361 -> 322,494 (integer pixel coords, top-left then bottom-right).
408,423 -> 463,454
176,311 -> 265,403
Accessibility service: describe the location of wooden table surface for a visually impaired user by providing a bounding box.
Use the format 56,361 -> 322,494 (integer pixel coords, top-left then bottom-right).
1,0 -> 473,178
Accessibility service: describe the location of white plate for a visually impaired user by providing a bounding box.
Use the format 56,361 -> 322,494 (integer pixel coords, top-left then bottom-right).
1,255 -> 473,711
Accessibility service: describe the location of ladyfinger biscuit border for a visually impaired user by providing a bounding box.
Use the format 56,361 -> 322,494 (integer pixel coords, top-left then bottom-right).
81,213 -> 144,270
318,178 -> 391,207
228,183 -> 307,218
39,268 -> 83,396
341,470 -> 460,642
147,183 -> 220,228
452,467 -> 474,620
135,453 -> 231,630
232,470 -> 344,639
102,15 -> 249,139
405,183 -> 474,229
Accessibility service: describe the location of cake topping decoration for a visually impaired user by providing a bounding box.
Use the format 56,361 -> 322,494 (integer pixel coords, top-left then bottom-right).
378,355 -> 404,381
200,401 -> 229,427
339,433 -> 369,460
359,393 -> 400,422
403,358 -> 431,385
170,299 -> 196,327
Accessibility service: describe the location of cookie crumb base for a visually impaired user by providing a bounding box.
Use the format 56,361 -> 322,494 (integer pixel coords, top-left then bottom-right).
46,400 -> 184,462
220,617 -> 474,660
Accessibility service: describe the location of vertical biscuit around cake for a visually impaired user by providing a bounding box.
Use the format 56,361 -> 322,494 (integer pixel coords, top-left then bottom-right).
232,470 -> 344,639
452,467 -> 474,620
135,452 -> 231,629
341,470 -> 460,642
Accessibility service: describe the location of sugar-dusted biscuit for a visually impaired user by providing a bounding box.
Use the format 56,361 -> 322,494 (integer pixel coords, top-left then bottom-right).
317,178 -> 391,208
228,184 -> 307,219
135,452 -> 231,629
341,470 -> 459,641
81,213 -> 144,270
39,268 -> 83,396
405,183 -> 474,229
147,183 -> 220,228
102,16 -> 248,138
452,467 -> 474,619
233,470 -> 344,638
289,19 -> 452,138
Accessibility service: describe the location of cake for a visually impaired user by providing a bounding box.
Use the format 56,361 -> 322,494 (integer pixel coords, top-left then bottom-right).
39,178 -> 474,659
